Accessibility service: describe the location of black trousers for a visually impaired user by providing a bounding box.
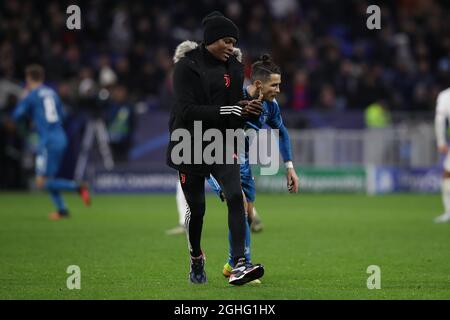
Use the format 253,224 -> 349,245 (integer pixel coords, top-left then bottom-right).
179,164 -> 246,263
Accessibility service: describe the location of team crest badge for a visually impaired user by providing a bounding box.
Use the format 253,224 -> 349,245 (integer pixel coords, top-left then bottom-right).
224,74 -> 231,88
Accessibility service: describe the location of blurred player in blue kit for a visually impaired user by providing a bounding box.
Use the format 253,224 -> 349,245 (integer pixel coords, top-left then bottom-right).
8,64 -> 91,220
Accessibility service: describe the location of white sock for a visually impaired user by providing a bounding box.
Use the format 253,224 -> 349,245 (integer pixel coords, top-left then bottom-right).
176,181 -> 187,226
442,179 -> 450,215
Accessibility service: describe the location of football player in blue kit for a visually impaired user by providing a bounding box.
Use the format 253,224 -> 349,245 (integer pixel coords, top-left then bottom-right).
217,54 -> 300,277
10,65 -> 91,220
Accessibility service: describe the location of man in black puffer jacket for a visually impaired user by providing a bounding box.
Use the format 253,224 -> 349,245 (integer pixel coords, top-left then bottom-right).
166,11 -> 264,286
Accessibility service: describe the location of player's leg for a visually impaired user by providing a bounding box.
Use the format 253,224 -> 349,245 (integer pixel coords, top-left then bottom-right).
44,146 -> 90,208
178,171 -> 207,284
213,165 -> 246,262
166,180 -> 187,235
227,192 -> 251,264
176,180 -> 187,226
224,172 -> 258,281
36,174 -> 69,220
203,175 -> 251,277
240,164 -> 263,232
435,155 -> 450,222
45,177 -> 90,206
34,148 -> 69,220
212,164 -> 264,285
248,202 -> 263,232
224,191 -> 251,277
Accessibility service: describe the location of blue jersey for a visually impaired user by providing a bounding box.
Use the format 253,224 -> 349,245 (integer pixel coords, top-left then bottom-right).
12,85 -> 67,149
243,87 -> 292,162
207,88 -> 294,203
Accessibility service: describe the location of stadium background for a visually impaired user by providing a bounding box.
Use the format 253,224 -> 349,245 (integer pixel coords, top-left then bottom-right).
1,0 -> 450,300
1,0 -> 449,193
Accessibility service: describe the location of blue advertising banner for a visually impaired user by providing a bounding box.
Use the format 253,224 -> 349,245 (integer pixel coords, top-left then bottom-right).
92,171 -> 178,193
92,170 -> 215,194
367,166 -> 442,194
91,166 -> 443,194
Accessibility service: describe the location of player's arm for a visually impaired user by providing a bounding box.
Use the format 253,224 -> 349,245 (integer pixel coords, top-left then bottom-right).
279,123 -> 299,193
173,61 -> 262,125
267,102 -> 299,193
206,175 -> 225,202
435,93 -> 449,154
55,94 -> 67,122
7,93 -> 32,133
11,94 -> 31,123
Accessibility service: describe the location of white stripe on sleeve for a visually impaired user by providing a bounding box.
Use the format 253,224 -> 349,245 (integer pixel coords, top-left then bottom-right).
220,105 -> 243,117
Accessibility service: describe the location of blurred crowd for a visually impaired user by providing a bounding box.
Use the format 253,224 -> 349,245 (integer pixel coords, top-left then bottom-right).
1,0 -> 450,117
0,0 -> 449,188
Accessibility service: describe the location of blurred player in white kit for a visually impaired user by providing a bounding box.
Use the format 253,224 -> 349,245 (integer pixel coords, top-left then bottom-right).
434,87 -> 450,223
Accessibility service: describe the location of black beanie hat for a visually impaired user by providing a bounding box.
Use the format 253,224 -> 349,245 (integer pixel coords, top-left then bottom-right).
202,11 -> 239,45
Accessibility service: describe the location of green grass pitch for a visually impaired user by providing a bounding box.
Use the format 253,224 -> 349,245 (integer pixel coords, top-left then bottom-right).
1,192 -> 450,299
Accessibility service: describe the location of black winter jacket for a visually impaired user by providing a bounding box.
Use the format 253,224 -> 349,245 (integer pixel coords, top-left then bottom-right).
166,41 -> 246,175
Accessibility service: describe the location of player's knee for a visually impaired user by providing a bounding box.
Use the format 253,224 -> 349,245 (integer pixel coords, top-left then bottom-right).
242,191 -> 248,211
444,170 -> 450,179
247,203 -> 255,218
188,201 -> 206,217
35,177 -> 46,189
226,190 -> 244,207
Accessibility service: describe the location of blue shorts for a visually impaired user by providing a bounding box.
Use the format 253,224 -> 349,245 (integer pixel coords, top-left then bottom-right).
35,146 -> 66,178
240,162 -> 255,203
206,162 -> 256,203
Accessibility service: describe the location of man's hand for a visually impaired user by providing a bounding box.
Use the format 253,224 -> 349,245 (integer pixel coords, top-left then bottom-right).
286,168 -> 299,193
438,144 -> 449,154
240,99 -> 263,118
219,191 -> 225,202
257,87 -> 264,100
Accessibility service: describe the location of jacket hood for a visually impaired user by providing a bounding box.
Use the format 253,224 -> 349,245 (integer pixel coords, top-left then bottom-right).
173,40 -> 242,64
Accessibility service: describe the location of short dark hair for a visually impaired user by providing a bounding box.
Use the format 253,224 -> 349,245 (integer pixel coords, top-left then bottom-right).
250,54 -> 280,82
25,64 -> 45,82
